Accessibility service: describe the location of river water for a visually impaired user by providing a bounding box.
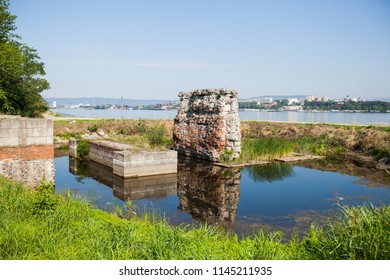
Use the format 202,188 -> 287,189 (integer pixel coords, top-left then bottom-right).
52,108 -> 390,125
54,154 -> 390,238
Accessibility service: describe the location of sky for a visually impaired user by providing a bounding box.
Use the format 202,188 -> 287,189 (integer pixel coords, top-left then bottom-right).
9,0 -> 390,100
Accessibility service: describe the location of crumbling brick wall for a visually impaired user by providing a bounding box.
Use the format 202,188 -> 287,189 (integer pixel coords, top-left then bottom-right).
0,116 -> 54,187
173,88 -> 241,161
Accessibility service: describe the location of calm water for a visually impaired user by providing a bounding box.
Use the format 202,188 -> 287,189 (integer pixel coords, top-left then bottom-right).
54,155 -> 390,237
52,108 -> 390,125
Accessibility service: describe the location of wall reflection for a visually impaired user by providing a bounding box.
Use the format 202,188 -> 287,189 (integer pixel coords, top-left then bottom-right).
69,156 -> 244,229
69,158 -> 177,200
113,174 -> 177,201
177,156 -> 241,229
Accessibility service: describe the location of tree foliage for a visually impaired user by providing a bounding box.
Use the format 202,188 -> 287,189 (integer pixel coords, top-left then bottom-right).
304,100 -> 390,112
0,0 -> 49,117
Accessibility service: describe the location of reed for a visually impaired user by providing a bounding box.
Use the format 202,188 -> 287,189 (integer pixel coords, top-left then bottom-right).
301,204 -> 390,259
240,137 -> 295,161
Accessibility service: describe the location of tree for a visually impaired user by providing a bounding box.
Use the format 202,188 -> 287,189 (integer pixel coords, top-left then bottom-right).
0,0 -> 49,117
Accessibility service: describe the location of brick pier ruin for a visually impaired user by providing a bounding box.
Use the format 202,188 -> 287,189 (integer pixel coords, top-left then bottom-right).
0,116 -> 54,187
173,88 -> 241,162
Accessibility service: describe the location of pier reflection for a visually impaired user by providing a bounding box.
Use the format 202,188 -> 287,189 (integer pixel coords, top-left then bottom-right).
177,156 -> 241,229
69,156 -> 242,230
113,174 -> 177,200
69,158 -> 177,200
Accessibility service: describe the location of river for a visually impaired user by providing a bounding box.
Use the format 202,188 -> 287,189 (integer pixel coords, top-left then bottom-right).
54,153 -> 390,238
52,108 -> 390,125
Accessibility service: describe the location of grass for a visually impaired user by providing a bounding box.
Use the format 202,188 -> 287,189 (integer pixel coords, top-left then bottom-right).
53,119 -> 389,163
240,137 -> 295,161
54,119 -> 173,150
0,176 -> 389,260
241,121 -> 390,163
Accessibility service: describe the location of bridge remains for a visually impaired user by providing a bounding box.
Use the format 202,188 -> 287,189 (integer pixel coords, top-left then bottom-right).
69,140 -> 177,178
0,116 -> 54,187
173,88 -> 241,161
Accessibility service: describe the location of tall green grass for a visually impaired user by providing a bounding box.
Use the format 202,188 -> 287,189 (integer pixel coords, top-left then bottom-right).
240,137 -> 295,161
302,204 -> 390,259
0,177 -> 389,260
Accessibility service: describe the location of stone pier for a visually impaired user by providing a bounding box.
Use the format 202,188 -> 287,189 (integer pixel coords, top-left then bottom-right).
69,139 -> 177,178
173,88 -> 241,162
0,116 -> 54,186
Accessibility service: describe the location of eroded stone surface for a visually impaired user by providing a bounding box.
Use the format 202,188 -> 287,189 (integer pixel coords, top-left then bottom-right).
173,88 -> 241,161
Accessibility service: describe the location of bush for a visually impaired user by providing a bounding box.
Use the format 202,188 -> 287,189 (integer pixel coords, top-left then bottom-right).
88,123 -> 99,133
77,140 -> 90,159
33,180 -> 58,215
145,123 -> 167,148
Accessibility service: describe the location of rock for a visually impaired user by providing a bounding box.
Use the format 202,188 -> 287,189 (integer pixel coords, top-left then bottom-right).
97,130 -> 106,137
173,88 -> 241,161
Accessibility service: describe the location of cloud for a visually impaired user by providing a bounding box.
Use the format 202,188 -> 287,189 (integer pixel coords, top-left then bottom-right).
46,59 -> 235,70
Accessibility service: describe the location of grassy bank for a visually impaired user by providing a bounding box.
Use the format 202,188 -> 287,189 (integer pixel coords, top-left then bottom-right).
240,121 -> 390,163
1,177 -> 389,260
53,119 -> 389,164
54,119 -> 173,150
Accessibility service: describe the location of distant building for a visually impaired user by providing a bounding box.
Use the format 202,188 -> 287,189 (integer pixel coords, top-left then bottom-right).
288,98 -> 299,105
306,95 -> 316,102
256,97 -> 273,104
49,101 -> 57,109
306,95 -> 329,102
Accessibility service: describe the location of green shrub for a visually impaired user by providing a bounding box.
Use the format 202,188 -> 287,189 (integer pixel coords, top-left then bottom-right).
77,140 -> 90,159
145,123 -> 167,147
33,180 -> 58,215
88,123 -> 99,133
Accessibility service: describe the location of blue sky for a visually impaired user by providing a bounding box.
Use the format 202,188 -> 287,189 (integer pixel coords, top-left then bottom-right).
10,0 -> 390,100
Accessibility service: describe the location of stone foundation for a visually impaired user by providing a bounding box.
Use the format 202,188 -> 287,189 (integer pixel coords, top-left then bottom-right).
0,116 -> 54,186
70,140 -> 177,178
113,150 -> 177,178
173,88 -> 241,161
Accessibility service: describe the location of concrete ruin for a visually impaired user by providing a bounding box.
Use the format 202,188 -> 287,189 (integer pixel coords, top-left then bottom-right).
0,116 -> 54,187
173,88 -> 241,162
69,139 -> 177,178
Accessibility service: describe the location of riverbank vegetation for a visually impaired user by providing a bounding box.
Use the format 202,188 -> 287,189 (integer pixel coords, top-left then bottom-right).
54,119 -> 173,150
0,0 -> 49,117
238,100 -> 390,112
53,119 -> 389,167
0,177 -> 389,260
240,121 -> 390,166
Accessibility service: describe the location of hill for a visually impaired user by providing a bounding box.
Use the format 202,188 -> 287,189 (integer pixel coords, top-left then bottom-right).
45,97 -> 176,106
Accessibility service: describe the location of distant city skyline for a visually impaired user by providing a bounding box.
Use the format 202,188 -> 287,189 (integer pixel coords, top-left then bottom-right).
10,0 -> 390,100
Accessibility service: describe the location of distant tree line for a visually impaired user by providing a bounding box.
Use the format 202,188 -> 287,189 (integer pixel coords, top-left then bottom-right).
239,100 -> 390,112
304,101 -> 390,112
239,99 -> 289,110
0,0 -> 49,117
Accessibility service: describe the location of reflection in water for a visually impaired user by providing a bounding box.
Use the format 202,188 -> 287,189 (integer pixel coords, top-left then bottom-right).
59,154 -> 390,237
113,174 -> 177,201
246,162 -> 294,182
177,156 -> 240,229
296,158 -> 390,187
69,158 -> 177,200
